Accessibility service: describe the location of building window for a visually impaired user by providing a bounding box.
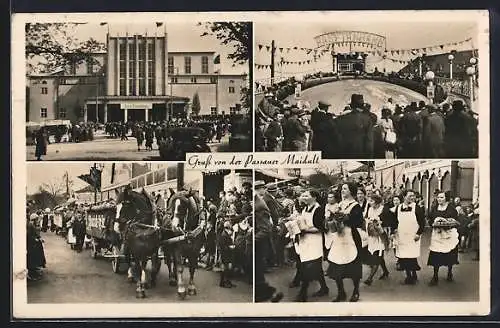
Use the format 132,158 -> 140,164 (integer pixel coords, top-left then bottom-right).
138,42 -> 146,96
119,42 -> 126,96
128,43 -> 136,95
201,56 -> 209,74
191,77 -> 197,83
40,108 -> 47,118
171,77 -> 178,83
41,87 -> 48,94
147,173 -> 154,185
210,76 -> 217,84
59,108 -> 66,118
87,59 -> 93,75
229,106 -> 236,115
168,56 -> 174,75
210,107 -> 217,115
41,80 -> 47,84
184,56 -> 191,74
228,86 -> 235,93
147,43 -> 155,95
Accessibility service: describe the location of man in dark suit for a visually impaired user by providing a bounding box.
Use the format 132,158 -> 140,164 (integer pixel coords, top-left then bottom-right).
422,104 -> 445,158
310,100 -> 341,158
399,102 -> 423,158
282,106 -> 308,151
444,100 -> 478,158
336,94 -> 374,158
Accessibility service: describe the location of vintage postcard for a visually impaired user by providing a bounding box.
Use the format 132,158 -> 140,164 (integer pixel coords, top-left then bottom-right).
12,10 -> 490,319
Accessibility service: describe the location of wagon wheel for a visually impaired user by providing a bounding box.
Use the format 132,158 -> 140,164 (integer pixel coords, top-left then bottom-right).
90,238 -> 98,259
111,245 -> 122,274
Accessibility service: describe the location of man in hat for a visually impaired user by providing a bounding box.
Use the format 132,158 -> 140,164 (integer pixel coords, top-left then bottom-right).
422,104 -> 445,158
254,183 -> 284,302
399,101 -> 423,158
444,100 -> 477,158
336,94 -> 374,158
310,100 -> 341,158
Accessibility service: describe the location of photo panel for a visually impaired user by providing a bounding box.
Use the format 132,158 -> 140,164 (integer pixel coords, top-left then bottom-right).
254,14 -> 482,159
25,20 -> 252,161
254,160 -> 483,305
23,162 -> 253,304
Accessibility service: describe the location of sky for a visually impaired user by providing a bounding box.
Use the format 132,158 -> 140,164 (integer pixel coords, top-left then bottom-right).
34,22 -> 248,75
254,19 -> 478,82
26,162 -> 93,195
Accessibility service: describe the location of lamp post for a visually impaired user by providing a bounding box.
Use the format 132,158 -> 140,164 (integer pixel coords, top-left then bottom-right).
466,66 -> 476,111
448,54 -> 454,80
424,70 -> 435,104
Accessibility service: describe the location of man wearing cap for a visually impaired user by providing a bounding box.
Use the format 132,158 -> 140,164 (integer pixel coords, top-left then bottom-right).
254,181 -> 283,302
310,100 -> 341,158
444,100 -> 477,158
422,104 -> 445,158
399,101 -> 423,158
336,94 -> 374,158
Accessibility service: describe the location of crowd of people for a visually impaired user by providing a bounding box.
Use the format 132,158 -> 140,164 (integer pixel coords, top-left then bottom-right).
257,91 -> 478,159
254,178 -> 480,302
104,117 -> 231,151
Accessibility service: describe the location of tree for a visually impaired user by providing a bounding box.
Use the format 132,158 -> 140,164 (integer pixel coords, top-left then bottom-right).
199,22 -> 252,112
25,23 -> 106,74
192,92 -> 201,116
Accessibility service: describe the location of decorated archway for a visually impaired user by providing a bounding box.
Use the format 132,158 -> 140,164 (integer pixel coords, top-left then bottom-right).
405,178 -> 411,191
412,177 -> 419,193
441,171 -> 451,193
314,31 -> 387,75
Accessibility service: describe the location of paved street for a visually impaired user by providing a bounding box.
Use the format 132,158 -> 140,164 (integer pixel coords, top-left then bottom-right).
27,231 -> 252,303
26,135 -> 230,161
264,229 -> 479,302
286,79 -> 429,117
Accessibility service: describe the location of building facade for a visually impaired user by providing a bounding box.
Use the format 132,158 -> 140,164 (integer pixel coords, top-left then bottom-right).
27,33 -> 246,124
374,160 -> 479,212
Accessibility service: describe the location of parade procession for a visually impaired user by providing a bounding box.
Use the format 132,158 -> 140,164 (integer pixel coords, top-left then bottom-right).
26,163 -> 253,302
254,161 -> 480,303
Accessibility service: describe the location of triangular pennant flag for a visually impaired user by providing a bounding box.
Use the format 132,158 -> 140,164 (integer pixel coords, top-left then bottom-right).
307,60 -> 310,64
287,48 -> 290,53
266,46 -> 270,52
293,46 -> 298,50
440,45 -> 444,50
258,44 -> 263,50
279,48 -> 283,53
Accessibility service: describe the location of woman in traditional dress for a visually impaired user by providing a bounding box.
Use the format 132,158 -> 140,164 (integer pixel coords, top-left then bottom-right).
324,183 -> 364,302
387,195 -> 401,268
427,191 -> 459,286
392,190 -> 426,285
293,189 -> 329,302
363,194 -> 390,285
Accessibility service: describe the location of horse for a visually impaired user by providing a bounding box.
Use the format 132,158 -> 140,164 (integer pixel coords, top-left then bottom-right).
160,188 -> 206,299
114,188 -> 163,298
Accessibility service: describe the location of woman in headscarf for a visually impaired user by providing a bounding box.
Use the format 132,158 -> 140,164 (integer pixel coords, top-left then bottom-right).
427,191 -> 459,286
324,183 -> 364,302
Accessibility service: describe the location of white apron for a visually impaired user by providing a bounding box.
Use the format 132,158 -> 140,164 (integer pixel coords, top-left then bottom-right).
294,203 -> 323,262
395,204 -> 421,259
429,228 -> 459,253
325,201 -> 359,265
366,206 -> 385,255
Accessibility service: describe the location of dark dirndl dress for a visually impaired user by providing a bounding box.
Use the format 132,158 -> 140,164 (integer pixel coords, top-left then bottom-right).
427,246 -> 459,267
300,257 -> 324,282
326,228 -> 363,280
361,248 -> 384,266
398,258 -> 421,271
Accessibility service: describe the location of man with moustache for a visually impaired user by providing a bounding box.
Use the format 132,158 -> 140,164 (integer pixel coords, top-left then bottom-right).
336,94 -> 374,159
310,100 -> 341,158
